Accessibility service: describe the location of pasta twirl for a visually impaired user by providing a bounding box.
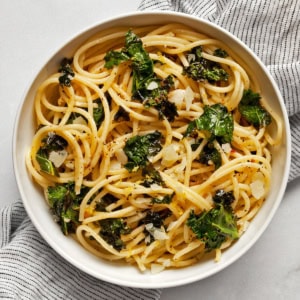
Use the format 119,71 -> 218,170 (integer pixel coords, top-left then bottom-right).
26,24 -> 281,272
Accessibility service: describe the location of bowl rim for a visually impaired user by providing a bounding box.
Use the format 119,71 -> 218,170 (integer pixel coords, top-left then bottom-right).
12,10 -> 291,288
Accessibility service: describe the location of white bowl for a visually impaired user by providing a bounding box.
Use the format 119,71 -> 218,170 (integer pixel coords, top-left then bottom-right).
13,11 -> 291,288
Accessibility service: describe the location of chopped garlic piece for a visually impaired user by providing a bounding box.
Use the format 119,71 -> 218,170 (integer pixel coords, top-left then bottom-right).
150,183 -> 161,191
145,223 -> 154,231
161,144 -> 179,167
115,149 -> 128,164
153,228 -> 169,240
221,143 -> 232,153
48,150 -> 68,168
184,86 -> 194,111
151,263 -> 165,274
72,116 -> 87,126
145,235 -> 151,245
187,53 -> 196,63
145,223 -> 169,241
109,159 -> 121,171
146,81 -> 159,90
250,172 -> 265,199
168,89 -> 185,108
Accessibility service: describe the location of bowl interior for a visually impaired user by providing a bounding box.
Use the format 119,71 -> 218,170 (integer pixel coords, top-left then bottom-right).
13,11 -> 291,288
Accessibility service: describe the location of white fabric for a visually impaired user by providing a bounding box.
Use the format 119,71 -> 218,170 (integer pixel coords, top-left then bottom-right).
1,1 -> 299,299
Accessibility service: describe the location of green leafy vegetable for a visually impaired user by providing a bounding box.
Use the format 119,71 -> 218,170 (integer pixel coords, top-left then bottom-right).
36,132 -> 68,176
36,149 -> 58,176
151,193 -> 174,204
99,218 -> 131,251
213,48 -> 228,58
238,89 -> 272,128
114,106 -> 130,122
105,30 -> 153,93
47,182 -> 90,235
93,98 -> 105,128
143,76 -> 178,122
199,143 -> 222,169
141,209 -> 171,228
187,190 -> 238,251
184,103 -> 234,144
183,46 -> 229,82
95,193 -> 118,212
67,98 -> 104,128
124,131 -> 162,172
126,30 -> 154,94
103,51 -> 130,69
42,132 -> 68,151
140,209 -> 171,244
141,164 -> 165,187
104,30 -> 178,121
213,189 -> 235,208
58,58 -> 75,87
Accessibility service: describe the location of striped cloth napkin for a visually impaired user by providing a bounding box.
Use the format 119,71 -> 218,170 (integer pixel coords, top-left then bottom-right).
1,0 -> 299,299
0,201 -> 162,299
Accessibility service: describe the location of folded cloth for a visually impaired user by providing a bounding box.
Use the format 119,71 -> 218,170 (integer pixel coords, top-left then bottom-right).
1,1 -> 299,299
138,0 -> 300,182
0,201 -> 162,299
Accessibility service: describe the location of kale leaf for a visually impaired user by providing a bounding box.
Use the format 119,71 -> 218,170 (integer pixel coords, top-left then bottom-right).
199,143 -> 222,169
95,193 -> 119,212
186,190 -> 238,251
93,98 -> 105,128
213,189 -> 235,208
213,48 -> 228,58
238,89 -> 272,128
47,182 -> 90,235
67,98 -> 104,129
99,218 -> 131,251
151,193 -> 174,204
184,103 -> 234,144
36,149 -> 58,176
58,58 -> 75,87
104,30 -> 153,95
183,46 -> 229,82
42,132 -> 68,151
141,164 -> 165,187
141,209 -> 171,228
36,132 -> 68,176
142,75 -> 178,122
114,106 -> 130,122
124,131 -> 162,172
125,30 -> 154,94
105,30 -> 178,121
103,51 -> 130,69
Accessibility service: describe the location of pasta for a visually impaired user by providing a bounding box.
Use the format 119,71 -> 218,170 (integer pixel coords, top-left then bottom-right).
26,23 -> 282,272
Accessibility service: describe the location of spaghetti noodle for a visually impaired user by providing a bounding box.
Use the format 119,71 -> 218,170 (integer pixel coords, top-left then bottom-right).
26,24 -> 282,272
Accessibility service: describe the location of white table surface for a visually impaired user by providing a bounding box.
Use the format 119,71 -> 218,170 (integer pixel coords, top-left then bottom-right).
1,1 -> 299,299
